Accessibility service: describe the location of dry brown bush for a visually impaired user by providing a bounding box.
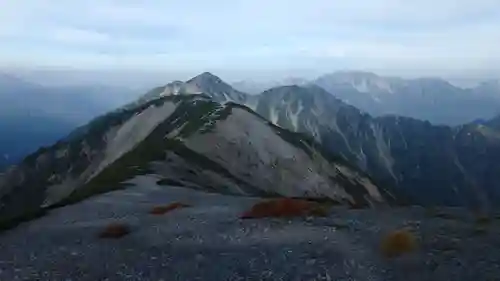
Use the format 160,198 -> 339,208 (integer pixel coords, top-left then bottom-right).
149,202 -> 191,215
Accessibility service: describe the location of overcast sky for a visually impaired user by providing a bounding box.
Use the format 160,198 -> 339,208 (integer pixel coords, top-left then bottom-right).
1,0 -> 499,80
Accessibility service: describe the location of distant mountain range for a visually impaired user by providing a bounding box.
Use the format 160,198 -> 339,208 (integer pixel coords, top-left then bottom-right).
1,71 -> 500,226
3,70 -> 499,170
0,73 -> 140,170
252,85 -> 500,208
233,71 -> 500,126
313,71 -> 500,125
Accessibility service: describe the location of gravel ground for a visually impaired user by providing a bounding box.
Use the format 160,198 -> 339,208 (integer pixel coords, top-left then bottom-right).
1,176 -> 500,281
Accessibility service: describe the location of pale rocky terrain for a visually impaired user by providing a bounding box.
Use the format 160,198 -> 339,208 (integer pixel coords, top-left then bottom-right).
1,176 -> 499,281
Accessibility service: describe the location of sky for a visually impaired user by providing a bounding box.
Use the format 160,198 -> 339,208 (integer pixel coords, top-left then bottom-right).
1,0 -> 500,81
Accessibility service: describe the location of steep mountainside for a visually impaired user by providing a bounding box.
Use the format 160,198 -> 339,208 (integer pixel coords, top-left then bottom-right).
0,92 -> 385,225
313,71 -> 500,125
253,85 -> 500,208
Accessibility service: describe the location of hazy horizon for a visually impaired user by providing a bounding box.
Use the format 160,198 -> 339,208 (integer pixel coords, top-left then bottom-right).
1,0 -> 500,84
2,67 -> 498,91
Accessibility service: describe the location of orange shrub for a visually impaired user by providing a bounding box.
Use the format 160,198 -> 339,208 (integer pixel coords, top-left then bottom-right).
380,229 -> 418,258
149,202 -> 191,215
240,198 -> 320,219
98,222 -> 131,239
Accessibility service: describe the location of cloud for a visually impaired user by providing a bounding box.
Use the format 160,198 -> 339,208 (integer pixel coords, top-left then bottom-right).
1,0 -> 499,77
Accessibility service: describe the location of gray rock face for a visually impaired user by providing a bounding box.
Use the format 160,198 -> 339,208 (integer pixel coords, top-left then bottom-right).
0,91 -> 384,224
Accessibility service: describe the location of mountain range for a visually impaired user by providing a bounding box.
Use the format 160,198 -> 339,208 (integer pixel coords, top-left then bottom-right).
3,70 -> 499,171
1,71 -> 500,226
0,73 -> 139,170
0,82 -> 385,225
138,72 -> 500,208
233,71 -> 500,126
253,85 -> 500,208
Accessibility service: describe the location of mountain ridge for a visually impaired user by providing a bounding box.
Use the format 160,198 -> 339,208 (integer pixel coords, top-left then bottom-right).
232,71 -> 500,125
135,73 -> 500,208
0,90 -> 385,227
2,71 -> 500,228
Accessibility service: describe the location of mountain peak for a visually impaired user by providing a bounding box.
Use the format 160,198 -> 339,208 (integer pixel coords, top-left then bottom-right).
187,72 -> 224,85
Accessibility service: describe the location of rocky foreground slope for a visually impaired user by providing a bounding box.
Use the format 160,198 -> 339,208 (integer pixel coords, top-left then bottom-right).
0,91 -> 385,226
1,177 -> 499,281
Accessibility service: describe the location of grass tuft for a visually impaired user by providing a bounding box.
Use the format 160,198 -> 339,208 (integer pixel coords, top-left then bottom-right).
149,202 -> 191,215
380,229 -> 418,258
